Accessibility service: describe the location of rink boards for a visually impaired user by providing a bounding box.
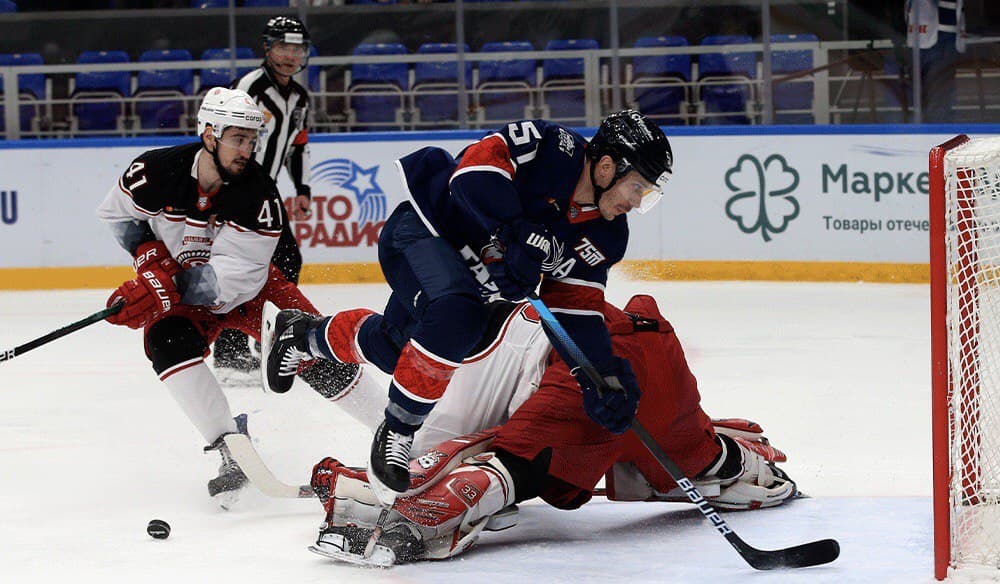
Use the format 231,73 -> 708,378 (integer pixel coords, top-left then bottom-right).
1,124 -> 996,288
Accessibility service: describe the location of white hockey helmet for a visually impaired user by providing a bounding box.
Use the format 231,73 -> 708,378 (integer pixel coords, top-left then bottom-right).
197,87 -> 266,150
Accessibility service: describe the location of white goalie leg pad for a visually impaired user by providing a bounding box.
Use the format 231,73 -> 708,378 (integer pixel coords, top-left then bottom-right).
702,434 -> 797,510
394,451 -> 516,560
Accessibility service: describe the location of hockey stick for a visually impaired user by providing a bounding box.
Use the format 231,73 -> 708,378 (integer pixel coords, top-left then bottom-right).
223,433 -> 315,498
0,300 -> 124,365
525,294 -> 840,570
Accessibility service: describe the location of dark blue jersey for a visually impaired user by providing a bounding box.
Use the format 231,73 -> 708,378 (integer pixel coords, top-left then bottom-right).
396,119 -> 629,369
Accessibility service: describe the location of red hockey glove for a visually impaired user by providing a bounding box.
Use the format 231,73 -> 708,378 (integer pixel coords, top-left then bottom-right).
133,240 -> 181,277
105,260 -> 181,329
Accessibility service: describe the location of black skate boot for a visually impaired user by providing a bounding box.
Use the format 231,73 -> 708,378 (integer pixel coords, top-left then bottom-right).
205,414 -> 250,501
368,420 -> 414,507
260,301 -> 325,394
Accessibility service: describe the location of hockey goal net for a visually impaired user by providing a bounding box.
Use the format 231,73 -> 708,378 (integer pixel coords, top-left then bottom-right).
932,134 -> 1000,580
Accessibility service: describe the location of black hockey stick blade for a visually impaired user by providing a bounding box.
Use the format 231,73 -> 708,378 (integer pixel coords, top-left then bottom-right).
0,300 -> 124,364
730,533 -> 840,570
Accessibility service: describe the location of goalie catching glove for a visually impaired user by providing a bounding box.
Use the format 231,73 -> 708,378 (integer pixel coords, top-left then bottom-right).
105,241 -> 181,329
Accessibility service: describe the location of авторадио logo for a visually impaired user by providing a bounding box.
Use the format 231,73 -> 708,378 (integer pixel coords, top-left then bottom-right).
724,154 -> 800,242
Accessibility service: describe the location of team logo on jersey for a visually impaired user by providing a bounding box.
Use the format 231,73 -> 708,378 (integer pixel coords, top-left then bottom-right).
540,237 -> 565,273
724,154 -> 800,242
291,158 -> 389,249
557,128 -> 576,156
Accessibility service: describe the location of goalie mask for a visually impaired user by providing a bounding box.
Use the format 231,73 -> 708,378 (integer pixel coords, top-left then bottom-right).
197,87 -> 266,180
263,16 -> 311,74
588,109 -> 673,214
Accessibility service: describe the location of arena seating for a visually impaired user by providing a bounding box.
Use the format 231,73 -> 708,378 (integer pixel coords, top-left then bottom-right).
71,50 -> 131,134
476,41 -> 536,125
697,35 -> 757,125
348,42 -> 409,131
135,49 -> 194,132
199,47 -> 255,91
412,43 -> 472,129
541,38 -> 598,124
770,33 -> 817,124
630,36 -> 690,125
0,53 -> 45,135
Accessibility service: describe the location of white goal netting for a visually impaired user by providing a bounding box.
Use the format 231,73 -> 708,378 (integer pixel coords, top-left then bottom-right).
944,136 -> 1000,573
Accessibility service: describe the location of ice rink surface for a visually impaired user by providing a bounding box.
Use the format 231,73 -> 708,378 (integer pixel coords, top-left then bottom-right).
0,277 -> 940,583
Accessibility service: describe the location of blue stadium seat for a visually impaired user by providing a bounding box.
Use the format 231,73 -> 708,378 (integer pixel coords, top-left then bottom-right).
413,43 -> 472,129
135,49 -> 194,132
0,53 -> 45,136
73,50 -> 131,134
244,0 -> 288,6
346,0 -> 397,4
541,38 -> 598,123
631,36 -> 690,125
770,33 -> 817,124
199,47 -> 255,91
477,41 -> 536,125
0,0 -> 17,13
190,0 -> 227,6
348,43 -> 408,131
697,35 -> 757,125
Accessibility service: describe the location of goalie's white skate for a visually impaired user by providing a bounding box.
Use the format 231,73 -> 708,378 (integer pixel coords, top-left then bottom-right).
308,523 -> 423,568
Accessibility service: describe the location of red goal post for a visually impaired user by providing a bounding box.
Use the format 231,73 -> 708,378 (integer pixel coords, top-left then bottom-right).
931,134 -> 1000,580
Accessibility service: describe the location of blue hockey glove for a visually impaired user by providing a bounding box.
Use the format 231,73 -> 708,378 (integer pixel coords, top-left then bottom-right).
483,221 -> 549,301
576,357 -> 641,434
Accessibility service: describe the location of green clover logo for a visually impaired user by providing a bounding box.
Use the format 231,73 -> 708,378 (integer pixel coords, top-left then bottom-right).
724,154 -> 800,242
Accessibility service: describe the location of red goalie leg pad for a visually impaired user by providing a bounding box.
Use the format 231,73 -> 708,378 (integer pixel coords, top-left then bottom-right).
324,308 -> 376,364
391,340 -> 460,403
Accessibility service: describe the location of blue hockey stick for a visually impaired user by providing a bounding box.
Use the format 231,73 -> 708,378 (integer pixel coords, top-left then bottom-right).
525,293 -> 839,570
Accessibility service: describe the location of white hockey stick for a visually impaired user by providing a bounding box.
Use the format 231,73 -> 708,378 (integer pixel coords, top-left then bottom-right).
223,433 -> 314,499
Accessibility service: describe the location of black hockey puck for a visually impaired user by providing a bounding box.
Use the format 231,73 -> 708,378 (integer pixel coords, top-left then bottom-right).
147,519 -> 171,540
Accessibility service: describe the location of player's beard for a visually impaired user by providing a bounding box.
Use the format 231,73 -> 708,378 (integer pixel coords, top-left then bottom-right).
211,146 -> 249,183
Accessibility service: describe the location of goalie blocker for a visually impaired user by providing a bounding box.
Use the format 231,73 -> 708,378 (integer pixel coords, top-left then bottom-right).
308,295 -> 798,564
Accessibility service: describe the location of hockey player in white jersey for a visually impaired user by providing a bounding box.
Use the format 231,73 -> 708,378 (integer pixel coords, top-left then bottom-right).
97,87 -> 360,504
262,295 -> 799,565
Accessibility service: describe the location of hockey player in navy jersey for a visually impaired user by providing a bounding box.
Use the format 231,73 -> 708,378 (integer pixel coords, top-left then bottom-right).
97,88 -> 359,503
262,110 -> 673,505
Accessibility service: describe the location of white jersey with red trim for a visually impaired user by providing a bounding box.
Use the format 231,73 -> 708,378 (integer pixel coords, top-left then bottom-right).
96,142 -> 285,314
411,302 -> 550,456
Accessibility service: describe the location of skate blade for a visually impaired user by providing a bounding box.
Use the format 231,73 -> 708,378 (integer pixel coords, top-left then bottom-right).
308,544 -> 394,568
260,301 -> 279,392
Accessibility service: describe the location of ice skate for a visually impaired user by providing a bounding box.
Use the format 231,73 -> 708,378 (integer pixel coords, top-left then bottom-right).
368,420 -> 413,507
261,301 -> 322,393
205,414 -> 251,508
308,522 -> 423,567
